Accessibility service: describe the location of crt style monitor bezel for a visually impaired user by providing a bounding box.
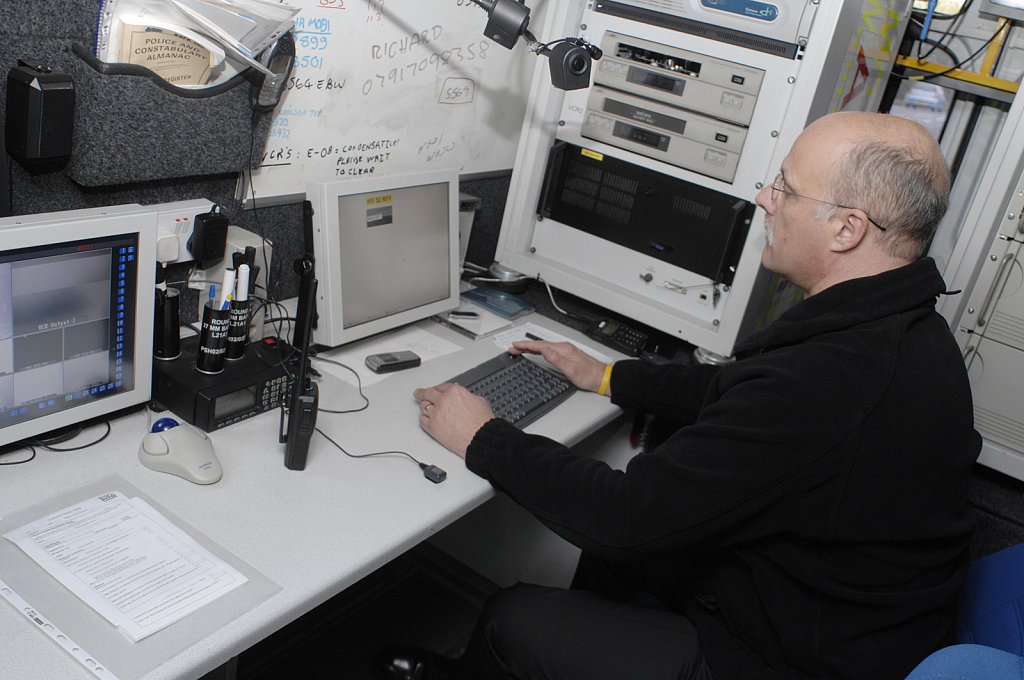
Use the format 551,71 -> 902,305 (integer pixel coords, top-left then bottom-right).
0,205 -> 157,449
306,169 -> 461,348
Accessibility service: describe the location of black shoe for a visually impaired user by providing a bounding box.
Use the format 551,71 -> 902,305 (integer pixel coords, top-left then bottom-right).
375,646 -> 455,680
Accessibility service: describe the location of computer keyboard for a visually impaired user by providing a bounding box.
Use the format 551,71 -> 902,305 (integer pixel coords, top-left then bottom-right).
447,353 -> 576,429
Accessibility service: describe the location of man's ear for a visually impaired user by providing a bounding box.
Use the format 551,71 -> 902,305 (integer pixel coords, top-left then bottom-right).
831,208 -> 870,253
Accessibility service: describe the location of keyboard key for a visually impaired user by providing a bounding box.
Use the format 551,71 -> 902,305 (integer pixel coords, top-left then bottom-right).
446,353 -> 576,428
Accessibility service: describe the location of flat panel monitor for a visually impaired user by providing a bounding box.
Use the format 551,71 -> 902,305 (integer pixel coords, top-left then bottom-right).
0,205 -> 157,449
307,170 -> 461,348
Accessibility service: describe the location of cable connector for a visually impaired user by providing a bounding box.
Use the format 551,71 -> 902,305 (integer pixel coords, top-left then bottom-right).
421,464 -> 447,483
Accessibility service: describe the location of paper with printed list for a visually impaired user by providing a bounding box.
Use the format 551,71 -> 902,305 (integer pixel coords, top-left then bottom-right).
3,490 -> 247,641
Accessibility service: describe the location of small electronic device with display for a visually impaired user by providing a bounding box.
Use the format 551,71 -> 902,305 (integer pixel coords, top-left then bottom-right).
0,205 -> 156,448
152,337 -> 293,432
365,350 -> 421,374
587,318 -> 647,357
307,169 -> 461,348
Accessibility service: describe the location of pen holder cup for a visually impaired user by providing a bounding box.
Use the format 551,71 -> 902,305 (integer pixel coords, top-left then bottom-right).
225,299 -> 251,360
196,301 -> 231,374
154,288 -> 181,361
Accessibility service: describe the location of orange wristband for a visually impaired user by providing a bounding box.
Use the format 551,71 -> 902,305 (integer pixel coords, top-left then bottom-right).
597,363 -> 613,396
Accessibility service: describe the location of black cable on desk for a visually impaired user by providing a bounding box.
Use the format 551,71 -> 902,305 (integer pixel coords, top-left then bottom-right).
309,354 -> 370,414
0,444 -> 37,465
535,276 -> 596,326
315,427 -> 446,483
32,421 -> 112,451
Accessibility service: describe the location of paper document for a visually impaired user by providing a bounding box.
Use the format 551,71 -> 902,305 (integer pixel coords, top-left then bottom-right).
493,323 -> 615,364
4,490 -> 247,641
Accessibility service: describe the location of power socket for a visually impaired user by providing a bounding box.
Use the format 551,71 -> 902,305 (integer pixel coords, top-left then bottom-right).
154,198 -> 217,264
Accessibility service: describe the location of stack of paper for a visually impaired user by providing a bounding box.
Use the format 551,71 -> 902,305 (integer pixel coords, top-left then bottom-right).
4,490 -> 247,641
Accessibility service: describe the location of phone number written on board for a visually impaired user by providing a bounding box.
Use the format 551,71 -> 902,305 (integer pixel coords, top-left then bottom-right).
363,39 -> 492,95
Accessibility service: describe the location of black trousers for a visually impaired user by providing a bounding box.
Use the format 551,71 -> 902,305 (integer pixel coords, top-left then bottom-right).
452,554 -> 716,680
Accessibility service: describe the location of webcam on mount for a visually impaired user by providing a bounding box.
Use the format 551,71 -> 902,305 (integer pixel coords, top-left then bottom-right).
472,0 -> 531,49
547,38 -> 602,91
469,0 -> 601,91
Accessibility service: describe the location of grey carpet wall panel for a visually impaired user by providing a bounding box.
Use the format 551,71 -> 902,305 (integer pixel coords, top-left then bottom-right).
65,45 -> 272,186
2,1 -> 272,188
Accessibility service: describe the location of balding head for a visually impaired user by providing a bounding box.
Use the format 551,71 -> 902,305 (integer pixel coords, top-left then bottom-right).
808,112 -> 950,260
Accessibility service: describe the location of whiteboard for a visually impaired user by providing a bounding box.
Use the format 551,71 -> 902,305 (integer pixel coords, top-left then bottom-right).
240,0 -> 537,207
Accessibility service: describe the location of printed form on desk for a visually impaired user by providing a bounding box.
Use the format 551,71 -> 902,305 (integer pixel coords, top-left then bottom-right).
493,322 -> 615,364
3,490 -> 247,641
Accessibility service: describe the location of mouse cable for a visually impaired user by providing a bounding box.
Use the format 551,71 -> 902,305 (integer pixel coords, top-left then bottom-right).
0,444 -> 37,465
309,354 -> 370,414
314,427 -> 446,483
32,421 -> 112,451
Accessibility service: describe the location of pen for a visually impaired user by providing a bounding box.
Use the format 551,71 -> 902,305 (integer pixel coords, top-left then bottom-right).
208,284 -> 216,308
525,332 -> 543,341
236,264 -> 250,303
219,269 -> 236,311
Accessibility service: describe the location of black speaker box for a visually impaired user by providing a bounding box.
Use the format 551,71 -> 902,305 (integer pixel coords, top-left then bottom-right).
5,60 -> 74,172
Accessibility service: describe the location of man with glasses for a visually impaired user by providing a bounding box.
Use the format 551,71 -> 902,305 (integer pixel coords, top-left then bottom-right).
389,111 -> 980,680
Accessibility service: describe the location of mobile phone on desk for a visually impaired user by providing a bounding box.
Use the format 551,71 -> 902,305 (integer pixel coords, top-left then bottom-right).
587,318 -> 647,357
365,350 -> 421,373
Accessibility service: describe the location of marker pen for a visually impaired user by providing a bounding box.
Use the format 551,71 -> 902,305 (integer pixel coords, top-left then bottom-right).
236,264 -> 250,302
219,269 -> 236,310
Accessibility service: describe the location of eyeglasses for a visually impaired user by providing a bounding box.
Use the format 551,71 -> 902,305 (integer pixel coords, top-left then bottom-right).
770,173 -> 887,232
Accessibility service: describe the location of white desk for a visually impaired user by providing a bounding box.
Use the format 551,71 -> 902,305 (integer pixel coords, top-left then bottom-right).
0,315 -> 624,680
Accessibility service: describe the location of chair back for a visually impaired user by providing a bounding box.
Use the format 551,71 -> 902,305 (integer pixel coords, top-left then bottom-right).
957,544 -> 1024,655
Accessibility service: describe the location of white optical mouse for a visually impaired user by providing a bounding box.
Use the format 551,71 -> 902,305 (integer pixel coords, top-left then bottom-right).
139,418 -> 223,485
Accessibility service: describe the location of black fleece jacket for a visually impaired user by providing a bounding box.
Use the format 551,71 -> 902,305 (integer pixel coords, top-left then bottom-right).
466,259 -> 981,680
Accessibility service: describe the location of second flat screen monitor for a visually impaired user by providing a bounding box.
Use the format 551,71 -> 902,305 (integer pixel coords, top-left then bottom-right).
308,170 -> 461,348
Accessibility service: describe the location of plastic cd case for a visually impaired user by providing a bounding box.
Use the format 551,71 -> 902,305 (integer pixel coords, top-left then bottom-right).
462,287 -> 535,319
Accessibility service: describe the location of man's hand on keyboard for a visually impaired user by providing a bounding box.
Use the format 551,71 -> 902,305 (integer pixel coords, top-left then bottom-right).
509,340 -> 608,394
413,383 -> 495,458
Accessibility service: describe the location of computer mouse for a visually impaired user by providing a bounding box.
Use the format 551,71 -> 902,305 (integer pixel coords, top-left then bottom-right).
139,418 -> 223,484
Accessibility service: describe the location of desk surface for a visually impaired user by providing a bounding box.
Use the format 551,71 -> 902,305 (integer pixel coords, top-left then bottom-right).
0,314 -> 624,680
